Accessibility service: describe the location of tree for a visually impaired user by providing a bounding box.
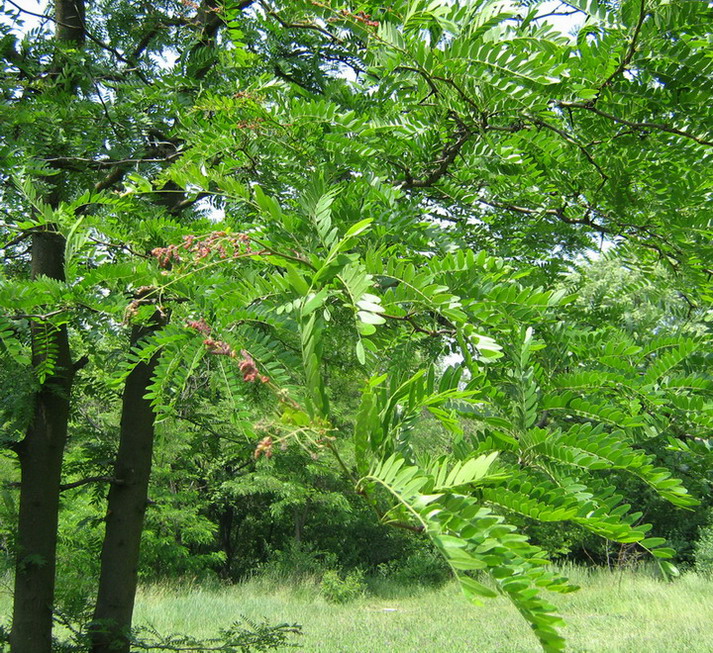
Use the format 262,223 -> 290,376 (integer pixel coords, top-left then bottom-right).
1,1 -> 711,652
2,0 -> 253,648
3,0 -> 86,649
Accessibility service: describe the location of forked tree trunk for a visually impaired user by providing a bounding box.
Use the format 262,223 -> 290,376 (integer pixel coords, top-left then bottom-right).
10,232 -> 74,653
89,317 -> 163,653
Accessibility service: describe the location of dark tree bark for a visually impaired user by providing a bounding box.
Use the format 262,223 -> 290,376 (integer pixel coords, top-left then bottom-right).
55,0 -> 85,44
9,2 -> 85,647
10,231 -> 75,653
89,314 -> 165,653
88,2 -> 259,649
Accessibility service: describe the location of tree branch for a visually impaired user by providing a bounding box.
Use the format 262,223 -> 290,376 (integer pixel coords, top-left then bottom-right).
59,475 -> 122,492
401,128 -> 471,189
597,0 -> 647,94
383,313 -> 455,337
526,115 -> 609,182
558,102 -> 713,147
6,0 -> 150,84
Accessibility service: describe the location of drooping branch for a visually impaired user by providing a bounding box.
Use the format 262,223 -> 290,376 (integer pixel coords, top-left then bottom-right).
526,115 -> 609,183
130,16 -> 190,60
383,312 -> 455,337
478,198 -> 613,236
46,153 -> 183,170
261,2 -> 344,45
558,102 -> 713,147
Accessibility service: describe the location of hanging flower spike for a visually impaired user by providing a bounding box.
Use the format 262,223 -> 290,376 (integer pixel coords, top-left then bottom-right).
238,349 -> 261,382
186,318 -> 211,335
254,436 -> 273,459
203,337 -> 235,357
151,245 -> 181,268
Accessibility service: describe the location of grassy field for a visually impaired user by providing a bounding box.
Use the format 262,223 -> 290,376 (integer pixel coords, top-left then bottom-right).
2,568 -> 712,651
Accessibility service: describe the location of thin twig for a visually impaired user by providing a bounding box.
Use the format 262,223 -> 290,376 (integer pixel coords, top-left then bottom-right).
527,115 -> 609,181
60,475 -> 121,491
598,0 -> 647,94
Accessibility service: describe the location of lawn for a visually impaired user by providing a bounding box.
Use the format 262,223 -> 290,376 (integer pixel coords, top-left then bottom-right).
2,568 -> 712,651
130,568 -> 712,652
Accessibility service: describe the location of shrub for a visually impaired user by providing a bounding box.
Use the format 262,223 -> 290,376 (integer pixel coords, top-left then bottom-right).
258,541 -> 336,583
320,569 -> 367,603
378,547 -> 451,586
694,520 -> 713,575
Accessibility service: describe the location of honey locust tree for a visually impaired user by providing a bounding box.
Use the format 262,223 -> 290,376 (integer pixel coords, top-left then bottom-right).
1,1 -> 712,652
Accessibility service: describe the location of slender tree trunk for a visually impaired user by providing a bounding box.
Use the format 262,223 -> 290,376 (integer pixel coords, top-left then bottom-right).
88,2 -> 255,648
89,316 -> 164,653
294,505 -> 308,543
10,232 -> 74,653
9,4 -> 86,648
218,506 -> 235,577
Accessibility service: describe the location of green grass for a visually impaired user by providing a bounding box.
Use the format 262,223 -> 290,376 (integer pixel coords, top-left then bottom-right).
2,568 -> 712,651
129,568 -> 713,653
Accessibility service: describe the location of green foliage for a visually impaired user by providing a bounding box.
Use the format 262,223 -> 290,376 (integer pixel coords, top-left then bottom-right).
320,568 -> 367,604
3,0 -> 713,651
359,453 -> 576,651
128,619 -> 302,653
258,542 -> 337,584
377,546 -> 451,586
0,617 -> 301,653
694,515 -> 713,577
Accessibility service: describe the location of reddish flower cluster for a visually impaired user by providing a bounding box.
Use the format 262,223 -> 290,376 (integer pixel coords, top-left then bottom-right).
203,337 -> 235,357
254,436 -> 273,459
186,318 -> 211,335
353,10 -> 379,27
151,231 -> 253,269
180,0 -> 199,9
197,338 -> 270,383
151,244 -> 182,268
332,8 -> 379,27
236,118 -> 265,130
232,91 -> 261,102
187,231 -> 252,261
238,350 -> 269,384
124,286 -> 161,322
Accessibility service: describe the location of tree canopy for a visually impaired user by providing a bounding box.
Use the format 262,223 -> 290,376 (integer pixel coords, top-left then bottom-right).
1,1 -> 712,652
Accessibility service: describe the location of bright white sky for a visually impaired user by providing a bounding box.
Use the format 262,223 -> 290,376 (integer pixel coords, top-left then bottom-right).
2,0 -> 48,33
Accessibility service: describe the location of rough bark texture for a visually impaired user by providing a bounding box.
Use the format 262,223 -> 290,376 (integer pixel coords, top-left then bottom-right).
10,232 -> 73,653
55,0 -> 85,44
9,3 -> 87,647
89,319 -> 163,653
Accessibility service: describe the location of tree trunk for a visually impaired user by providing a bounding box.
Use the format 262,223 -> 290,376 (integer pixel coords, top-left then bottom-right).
10,232 -> 74,653
88,2 -> 250,648
294,505 -> 308,543
89,318 -> 163,653
9,3 -> 86,648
